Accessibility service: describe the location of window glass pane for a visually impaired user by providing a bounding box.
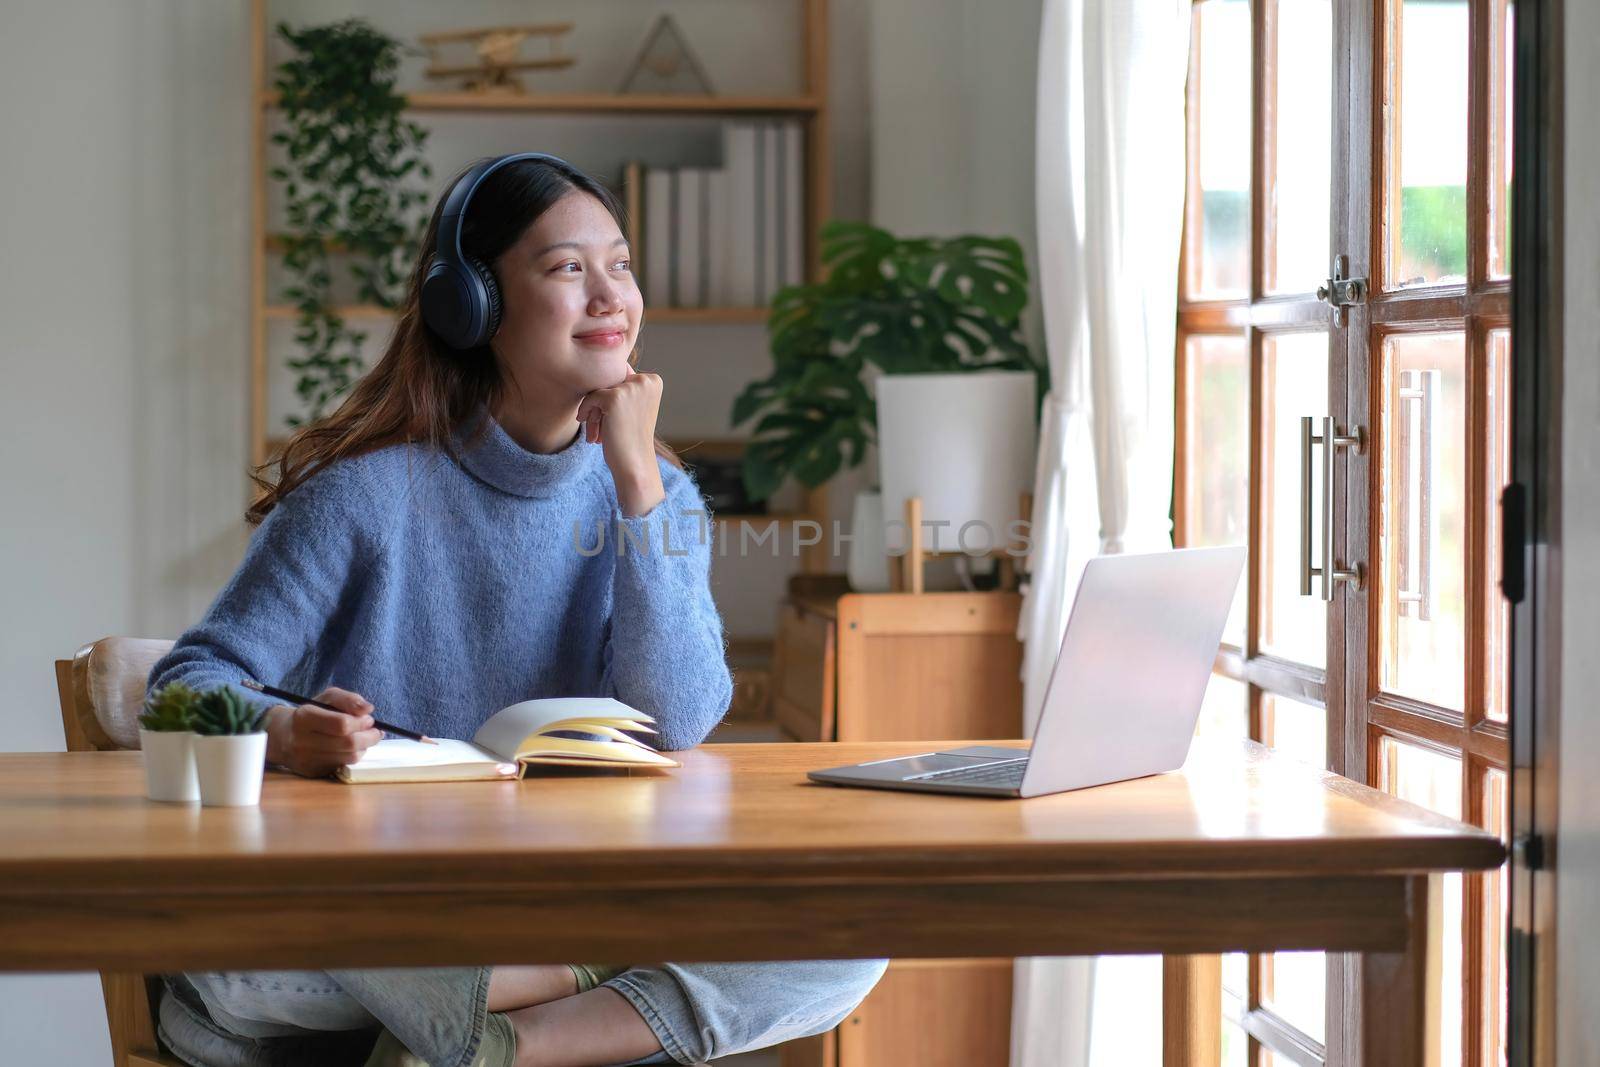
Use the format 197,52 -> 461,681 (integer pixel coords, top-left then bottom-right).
1262,950 -> 1325,1044
1087,956 -> 1161,1067
1484,768 -> 1509,1066
1379,332 -> 1467,711
1379,737 -> 1465,1067
1196,673 -> 1250,741
1222,951 -> 1247,999
1263,692 -> 1325,768
1221,1015 -> 1249,1067
1190,0 -> 1252,297
1490,0 -> 1515,278
1258,694 -> 1326,1045
1185,333 -> 1250,645
1261,332 -> 1328,668
1486,330 -> 1512,721
1386,0 -> 1469,289
1270,0 -> 1333,293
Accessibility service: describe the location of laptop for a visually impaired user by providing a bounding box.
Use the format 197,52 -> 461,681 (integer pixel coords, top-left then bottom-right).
806,545 -> 1246,799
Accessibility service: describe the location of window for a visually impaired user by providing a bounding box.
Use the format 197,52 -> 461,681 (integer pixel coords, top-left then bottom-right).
1173,0 -> 1513,1062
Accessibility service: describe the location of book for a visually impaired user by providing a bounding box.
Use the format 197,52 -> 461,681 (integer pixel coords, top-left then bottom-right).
706,168 -> 731,306
644,167 -> 674,308
761,123 -> 782,303
723,122 -> 760,306
336,697 -> 679,784
783,121 -> 804,290
675,167 -> 704,308
622,159 -> 643,276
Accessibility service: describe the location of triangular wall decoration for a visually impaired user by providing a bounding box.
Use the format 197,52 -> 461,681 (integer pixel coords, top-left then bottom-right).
618,13 -> 716,96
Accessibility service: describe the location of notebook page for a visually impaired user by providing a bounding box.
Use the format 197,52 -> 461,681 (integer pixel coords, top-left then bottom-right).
344,738 -> 515,776
471,697 -> 652,759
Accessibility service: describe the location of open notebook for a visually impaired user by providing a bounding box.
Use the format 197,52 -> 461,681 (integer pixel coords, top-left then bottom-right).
336,696 -> 679,784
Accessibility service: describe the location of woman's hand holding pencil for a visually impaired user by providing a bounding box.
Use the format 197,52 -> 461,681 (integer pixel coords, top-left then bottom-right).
245,682 -> 424,779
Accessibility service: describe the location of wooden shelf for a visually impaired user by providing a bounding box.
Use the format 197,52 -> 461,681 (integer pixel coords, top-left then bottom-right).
263,303 -> 769,324
259,90 -> 822,115
248,0 -> 833,579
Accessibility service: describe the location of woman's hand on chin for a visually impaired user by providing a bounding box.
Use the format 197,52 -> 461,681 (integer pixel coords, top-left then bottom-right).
576,370 -> 667,517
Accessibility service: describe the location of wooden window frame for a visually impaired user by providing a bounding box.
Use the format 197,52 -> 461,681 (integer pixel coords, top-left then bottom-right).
1174,0 -> 1516,1064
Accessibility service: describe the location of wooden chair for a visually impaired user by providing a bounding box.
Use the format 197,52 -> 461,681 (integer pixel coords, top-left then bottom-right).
55,637 -> 187,1067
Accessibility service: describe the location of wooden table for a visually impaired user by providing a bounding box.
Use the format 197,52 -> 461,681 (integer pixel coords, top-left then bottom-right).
0,741 -> 1503,1064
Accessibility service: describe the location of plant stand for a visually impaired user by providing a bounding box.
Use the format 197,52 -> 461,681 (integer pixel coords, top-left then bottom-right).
891,493 -> 1032,595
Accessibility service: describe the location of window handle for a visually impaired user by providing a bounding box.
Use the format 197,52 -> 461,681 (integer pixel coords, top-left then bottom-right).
1397,369 -> 1440,619
1300,416 -> 1366,601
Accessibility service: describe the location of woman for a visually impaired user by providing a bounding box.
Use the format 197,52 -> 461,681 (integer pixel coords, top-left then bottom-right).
148,153 -> 886,1067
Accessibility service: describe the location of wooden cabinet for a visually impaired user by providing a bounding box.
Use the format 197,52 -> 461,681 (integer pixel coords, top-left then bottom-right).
838,959 -> 1014,1067
772,578 -> 1023,743
773,576 -> 1023,1066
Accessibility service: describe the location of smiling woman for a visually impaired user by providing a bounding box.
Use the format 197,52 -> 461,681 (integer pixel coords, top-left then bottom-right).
252,154 -> 682,526
144,152 -> 888,1066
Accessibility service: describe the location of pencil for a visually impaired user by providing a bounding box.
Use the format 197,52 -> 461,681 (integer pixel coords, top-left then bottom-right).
239,680 -> 438,744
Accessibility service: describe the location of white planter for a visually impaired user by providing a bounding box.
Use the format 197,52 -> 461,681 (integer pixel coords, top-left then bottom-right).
875,371 -> 1038,553
846,489 -> 892,592
193,733 -> 269,807
139,729 -> 199,803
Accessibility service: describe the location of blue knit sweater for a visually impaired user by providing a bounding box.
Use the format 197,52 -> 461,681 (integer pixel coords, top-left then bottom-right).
148,410 -> 734,752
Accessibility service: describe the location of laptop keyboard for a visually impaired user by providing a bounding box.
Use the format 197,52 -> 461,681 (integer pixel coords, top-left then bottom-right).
908,759 -> 1028,787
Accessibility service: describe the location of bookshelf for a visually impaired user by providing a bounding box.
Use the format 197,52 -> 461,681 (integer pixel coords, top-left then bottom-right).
247,0 -> 833,563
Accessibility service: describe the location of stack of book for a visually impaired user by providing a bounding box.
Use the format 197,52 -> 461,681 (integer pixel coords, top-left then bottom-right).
624,119 -> 806,310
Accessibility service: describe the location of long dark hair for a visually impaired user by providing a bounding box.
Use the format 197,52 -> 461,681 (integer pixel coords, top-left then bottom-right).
248,155 -> 678,525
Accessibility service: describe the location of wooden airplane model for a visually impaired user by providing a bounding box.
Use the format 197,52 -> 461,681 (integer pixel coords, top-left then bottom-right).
420,23 -> 576,93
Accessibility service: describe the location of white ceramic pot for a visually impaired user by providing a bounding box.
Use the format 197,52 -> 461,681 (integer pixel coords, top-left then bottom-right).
846,489 -> 892,592
139,729 -> 199,803
875,371 -> 1038,550
193,733 -> 269,807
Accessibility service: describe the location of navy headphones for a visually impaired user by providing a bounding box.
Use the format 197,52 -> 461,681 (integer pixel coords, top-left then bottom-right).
420,152 -> 575,350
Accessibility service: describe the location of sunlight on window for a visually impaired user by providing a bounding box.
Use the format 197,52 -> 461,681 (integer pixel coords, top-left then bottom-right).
1186,333 -> 1250,645
1271,0 -> 1333,293
1390,0 -> 1470,287
1192,0 -> 1252,295
1261,332 -> 1329,669
1380,333 -> 1467,711
1380,737 -> 1465,1066
1194,673 -> 1249,741
1261,694 -> 1327,1042
1088,956 -> 1163,1066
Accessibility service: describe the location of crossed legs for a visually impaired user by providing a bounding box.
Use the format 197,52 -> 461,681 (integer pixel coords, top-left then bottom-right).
486,966 -> 662,1067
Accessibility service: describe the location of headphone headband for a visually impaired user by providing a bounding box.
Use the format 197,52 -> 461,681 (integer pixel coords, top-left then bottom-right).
433,151 -> 573,263
422,151 -> 575,350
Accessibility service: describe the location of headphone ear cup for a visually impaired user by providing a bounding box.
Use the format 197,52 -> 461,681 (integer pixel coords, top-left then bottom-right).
467,257 -> 503,342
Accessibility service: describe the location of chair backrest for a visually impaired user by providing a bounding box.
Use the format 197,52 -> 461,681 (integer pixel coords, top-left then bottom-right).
53,638 -> 188,1067
55,638 -> 175,752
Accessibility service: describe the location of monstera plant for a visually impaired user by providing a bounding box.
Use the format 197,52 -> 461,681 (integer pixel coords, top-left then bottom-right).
731,220 -> 1047,502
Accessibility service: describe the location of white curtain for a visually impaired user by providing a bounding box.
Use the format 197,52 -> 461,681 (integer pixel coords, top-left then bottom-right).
1011,0 -> 1190,1063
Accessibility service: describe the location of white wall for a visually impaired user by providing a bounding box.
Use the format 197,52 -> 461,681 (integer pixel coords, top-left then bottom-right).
0,3 -> 254,1061
1557,0 -> 1600,1061
869,0 -> 1045,353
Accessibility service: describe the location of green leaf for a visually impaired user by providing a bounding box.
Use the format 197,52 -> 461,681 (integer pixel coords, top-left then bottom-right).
268,17 -> 431,430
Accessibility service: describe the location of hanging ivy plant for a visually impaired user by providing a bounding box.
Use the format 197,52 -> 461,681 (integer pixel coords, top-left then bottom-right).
270,18 -> 433,425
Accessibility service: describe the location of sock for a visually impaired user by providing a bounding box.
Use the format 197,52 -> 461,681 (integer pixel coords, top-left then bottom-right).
566,963 -> 629,994
472,1011 -> 517,1067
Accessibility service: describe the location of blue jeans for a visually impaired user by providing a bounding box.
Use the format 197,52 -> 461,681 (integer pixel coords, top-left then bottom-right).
161,960 -> 888,1066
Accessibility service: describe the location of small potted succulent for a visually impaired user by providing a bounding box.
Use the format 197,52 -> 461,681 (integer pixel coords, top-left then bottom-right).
139,682 -> 201,802
191,687 -> 270,807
